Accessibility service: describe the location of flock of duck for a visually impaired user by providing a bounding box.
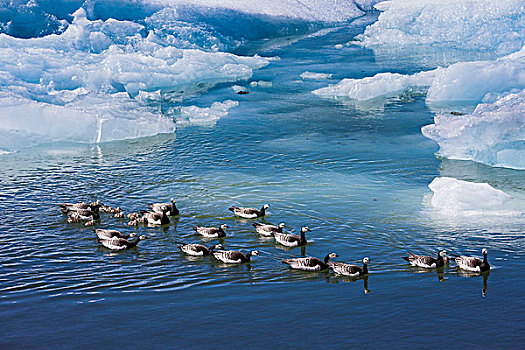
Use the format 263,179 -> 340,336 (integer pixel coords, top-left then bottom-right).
60,200 -> 491,277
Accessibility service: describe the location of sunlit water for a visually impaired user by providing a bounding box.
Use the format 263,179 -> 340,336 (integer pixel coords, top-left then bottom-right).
1,15 -> 524,349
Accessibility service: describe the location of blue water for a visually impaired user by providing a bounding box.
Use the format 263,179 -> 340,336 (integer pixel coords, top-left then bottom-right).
1,9 -> 524,350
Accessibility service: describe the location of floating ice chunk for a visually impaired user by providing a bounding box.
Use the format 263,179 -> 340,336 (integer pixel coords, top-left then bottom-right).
428,177 -> 522,217
0,7 -> 271,151
422,90 -> 525,169
301,71 -> 333,80
313,70 -> 437,101
426,48 -> 525,103
0,92 -> 175,153
360,0 -> 525,56
176,100 -> 238,127
250,80 -> 272,88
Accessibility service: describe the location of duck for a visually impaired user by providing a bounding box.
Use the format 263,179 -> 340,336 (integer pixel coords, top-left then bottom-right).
213,250 -> 259,264
329,257 -> 369,277
149,198 -> 179,216
282,252 -> 338,271
252,222 -> 285,236
194,224 -> 228,238
140,206 -> 170,225
60,200 -> 100,213
94,229 -> 136,240
272,226 -> 309,247
67,209 -> 100,222
177,242 -> 224,256
229,204 -> 269,219
455,248 -> 490,273
402,249 -> 447,269
97,235 -> 147,250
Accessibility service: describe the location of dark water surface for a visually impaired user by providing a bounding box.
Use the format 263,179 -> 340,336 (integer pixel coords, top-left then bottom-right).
1,16 -> 524,349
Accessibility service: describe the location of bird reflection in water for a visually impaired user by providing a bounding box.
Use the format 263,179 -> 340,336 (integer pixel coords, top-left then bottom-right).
407,266 -> 447,282
328,274 -> 370,294
457,269 -> 490,297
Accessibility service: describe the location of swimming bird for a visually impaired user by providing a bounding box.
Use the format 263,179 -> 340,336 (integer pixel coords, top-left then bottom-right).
127,212 -> 141,220
67,209 -> 100,222
213,250 -> 259,263
97,235 -> 147,250
94,229 -> 136,240
194,224 -> 228,238
272,226 -> 309,247
140,206 -> 170,225
402,250 -> 447,269
229,204 -> 269,219
253,222 -> 285,236
100,205 -> 122,214
282,252 -> 338,271
149,198 -> 179,216
329,257 -> 369,277
60,200 -> 100,213
177,242 -> 224,256
455,248 -> 490,273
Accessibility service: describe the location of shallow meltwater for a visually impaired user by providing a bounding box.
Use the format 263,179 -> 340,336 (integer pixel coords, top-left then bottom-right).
1,13 -> 524,350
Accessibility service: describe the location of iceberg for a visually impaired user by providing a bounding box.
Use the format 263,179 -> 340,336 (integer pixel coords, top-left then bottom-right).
427,177 -> 523,217
0,7 -> 270,152
422,91 -> 525,170
359,0 -> 525,57
426,46 -> 525,103
312,70 -> 437,101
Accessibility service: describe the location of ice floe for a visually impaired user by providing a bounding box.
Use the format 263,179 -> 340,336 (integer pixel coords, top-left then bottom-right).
312,70 -> 437,101
359,0 -> 525,57
176,100 -> 238,127
427,177 -> 523,217
422,91 -> 525,170
0,7 -> 270,152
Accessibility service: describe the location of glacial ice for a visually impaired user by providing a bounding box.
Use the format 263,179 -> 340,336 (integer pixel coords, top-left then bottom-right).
422,91 -> 525,170
176,100 -> 238,127
301,72 -> 333,80
312,70 -> 437,101
426,46 -> 525,103
144,0 -> 366,22
359,0 -> 525,57
427,177 -> 523,217
0,7 -> 270,152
